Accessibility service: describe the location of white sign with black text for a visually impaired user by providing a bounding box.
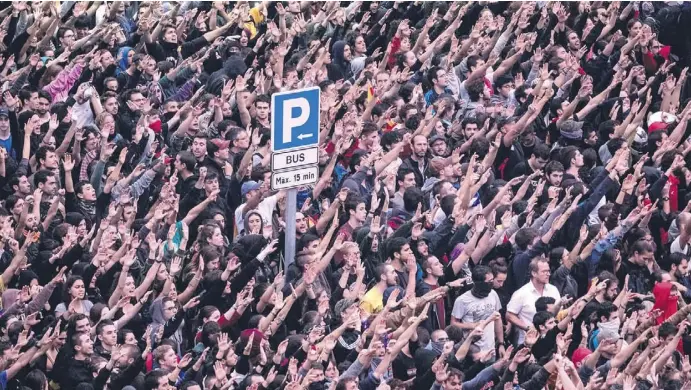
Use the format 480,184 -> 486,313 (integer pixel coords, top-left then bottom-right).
272,147 -> 319,171
271,165 -> 319,191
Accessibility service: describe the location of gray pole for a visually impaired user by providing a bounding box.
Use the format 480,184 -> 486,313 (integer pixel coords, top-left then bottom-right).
284,188 -> 297,268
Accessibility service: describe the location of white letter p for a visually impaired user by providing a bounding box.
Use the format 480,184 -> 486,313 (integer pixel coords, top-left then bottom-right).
283,98 -> 310,144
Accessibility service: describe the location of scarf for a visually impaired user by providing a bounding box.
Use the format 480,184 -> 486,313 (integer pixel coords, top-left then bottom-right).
79,150 -> 97,182
77,198 -> 96,219
652,282 -> 685,353
425,340 -> 445,356
652,282 -> 678,324
598,317 -> 621,337
471,281 -> 493,298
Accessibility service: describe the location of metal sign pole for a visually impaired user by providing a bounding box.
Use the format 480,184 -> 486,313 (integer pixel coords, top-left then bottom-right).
270,87 -> 320,270
284,188 -> 297,268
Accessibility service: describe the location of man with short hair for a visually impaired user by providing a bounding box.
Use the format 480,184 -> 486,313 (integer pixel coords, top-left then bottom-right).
417,256 -> 448,332
9,175 -> 32,199
0,108 -> 12,158
338,197 -> 367,242
509,142 -> 550,179
63,157 -> 98,221
666,254 -> 691,299
387,237 -> 417,296
95,320 -> 117,359
191,135 -> 209,164
35,146 -> 59,173
424,66 -> 451,106
391,168 -> 416,213
240,94 -> 271,129
506,258 -> 561,344
451,266 -> 503,353
174,151 -> 197,195
228,127 -> 250,163
34,170 -> 58,197
361,263 -> 398,314
510,221 -> 561,290
544,161 -> 565,187
461,118 -> 481,142
582,271 -> 619,323
116,89 -> 144,140
181,171 -> 234,238
400,134 -> 429,186
153,344 -> 178,372
145,370 -> 172,390
109,344 -> 146,389
358,122 -> 381,153
58,332 -> 94,389
561,145 -> 585,182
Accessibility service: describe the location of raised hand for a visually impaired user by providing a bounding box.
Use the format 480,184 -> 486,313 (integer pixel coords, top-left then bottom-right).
62,154 -> 76,171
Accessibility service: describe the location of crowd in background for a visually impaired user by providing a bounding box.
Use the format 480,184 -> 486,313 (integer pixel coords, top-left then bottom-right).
1,1 -> 691,390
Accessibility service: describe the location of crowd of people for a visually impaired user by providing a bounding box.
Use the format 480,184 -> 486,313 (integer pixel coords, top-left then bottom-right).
1,1 -> 691,390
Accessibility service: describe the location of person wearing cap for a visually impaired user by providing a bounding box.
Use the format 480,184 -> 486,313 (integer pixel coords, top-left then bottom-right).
429,135 -> 448,158
234,180 -> 284,236
207,139 -> 232,171
557,119 -> 585,149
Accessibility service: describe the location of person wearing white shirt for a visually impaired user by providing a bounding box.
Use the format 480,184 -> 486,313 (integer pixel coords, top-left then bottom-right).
506,258 -> 561,345
234,181 -> 283,235
670,212 -> 691,255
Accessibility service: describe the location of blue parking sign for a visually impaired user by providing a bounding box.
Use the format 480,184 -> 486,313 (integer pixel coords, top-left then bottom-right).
271,87 -> 320,152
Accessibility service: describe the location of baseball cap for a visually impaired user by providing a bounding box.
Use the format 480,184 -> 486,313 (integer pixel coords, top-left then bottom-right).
211,139 -> 231,150
647,121 -> 669,133
647,111 -> 676,134
0,108 -> 9,118
571,348 -> 592,367
559,119 -> 584,140
430,135 -> 446,146
241,180 -> 261,197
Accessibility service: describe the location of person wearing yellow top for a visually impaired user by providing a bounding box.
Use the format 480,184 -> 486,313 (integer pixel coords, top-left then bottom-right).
360,263 -> 399,315
234,1 -> 268,39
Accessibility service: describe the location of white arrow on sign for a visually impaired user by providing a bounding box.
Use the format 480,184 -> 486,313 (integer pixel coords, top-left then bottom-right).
297,133 -> 313,140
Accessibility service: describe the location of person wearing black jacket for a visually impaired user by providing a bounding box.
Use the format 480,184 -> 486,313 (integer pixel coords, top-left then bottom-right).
55,332 -> 94,390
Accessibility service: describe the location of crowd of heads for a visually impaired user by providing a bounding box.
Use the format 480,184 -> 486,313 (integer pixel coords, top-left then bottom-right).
0,1 -> 691,390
